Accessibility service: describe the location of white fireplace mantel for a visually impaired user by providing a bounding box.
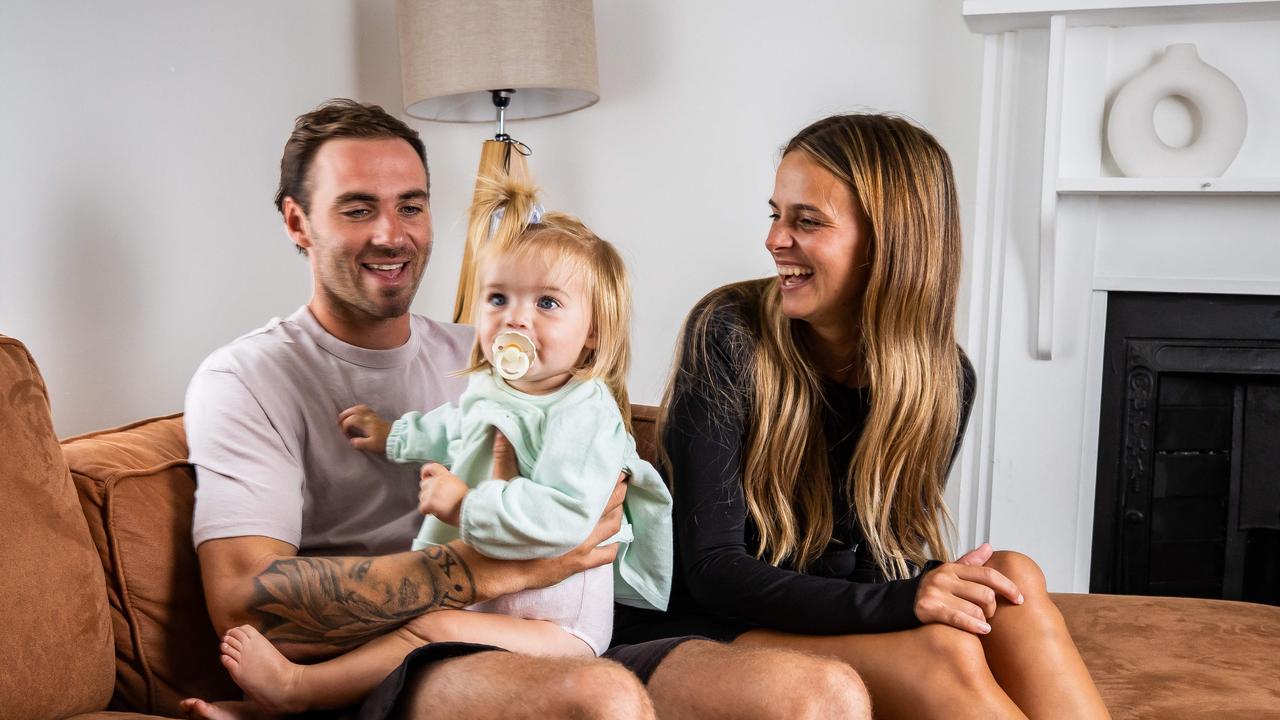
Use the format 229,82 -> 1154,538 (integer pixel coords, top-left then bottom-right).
963,0 -> 1280,33
951,0 -> 1280,591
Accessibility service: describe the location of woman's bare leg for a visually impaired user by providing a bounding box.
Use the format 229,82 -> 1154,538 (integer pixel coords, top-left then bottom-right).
735,623 -> 1026,720
735,551 -> 1110,720
979,551 -> 1110,719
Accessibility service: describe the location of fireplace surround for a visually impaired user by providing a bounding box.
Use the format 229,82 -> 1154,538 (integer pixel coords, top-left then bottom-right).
958,1 -> 1280,592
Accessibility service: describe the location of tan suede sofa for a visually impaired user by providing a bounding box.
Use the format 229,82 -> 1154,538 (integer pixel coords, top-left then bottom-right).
3,333 -> 1279,719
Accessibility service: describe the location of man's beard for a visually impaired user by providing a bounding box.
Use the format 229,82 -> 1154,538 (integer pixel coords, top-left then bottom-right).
321,249 -> 428,322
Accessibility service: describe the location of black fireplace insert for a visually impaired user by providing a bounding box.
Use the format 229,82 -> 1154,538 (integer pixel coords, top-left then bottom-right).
1092,292 -> 1280,605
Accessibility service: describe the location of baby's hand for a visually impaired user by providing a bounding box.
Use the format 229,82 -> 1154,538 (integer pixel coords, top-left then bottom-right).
339,404 -> 392,454
419,463 -> 468,526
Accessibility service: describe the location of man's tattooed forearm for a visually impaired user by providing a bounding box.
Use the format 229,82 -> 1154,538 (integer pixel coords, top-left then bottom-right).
348,558 -> 372,582
247,544 -> 477,652
421,544 -> 476,609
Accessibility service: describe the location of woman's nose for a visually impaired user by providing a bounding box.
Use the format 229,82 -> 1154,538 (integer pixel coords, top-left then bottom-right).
765,224 -> 792,253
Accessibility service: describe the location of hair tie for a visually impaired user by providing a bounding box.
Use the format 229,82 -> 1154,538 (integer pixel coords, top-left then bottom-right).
497,136 -> 532,157
488,203 -> 545,240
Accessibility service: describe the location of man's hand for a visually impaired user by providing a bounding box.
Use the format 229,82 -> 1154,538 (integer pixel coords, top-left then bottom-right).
914,543 -> 1024,635
339,404 -> 392,454
457,476 -> 628,601
492,429 -> 518,480
419,463 -> 468,526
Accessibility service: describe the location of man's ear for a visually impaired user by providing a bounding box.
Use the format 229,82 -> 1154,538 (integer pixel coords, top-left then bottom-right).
282,197 -> 313,253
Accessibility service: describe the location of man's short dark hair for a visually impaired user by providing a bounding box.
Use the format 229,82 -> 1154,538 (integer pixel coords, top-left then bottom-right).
275,98 -> 429,217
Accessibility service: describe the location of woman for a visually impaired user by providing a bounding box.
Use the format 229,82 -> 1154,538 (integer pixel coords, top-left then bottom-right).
624,114 -> 1109,719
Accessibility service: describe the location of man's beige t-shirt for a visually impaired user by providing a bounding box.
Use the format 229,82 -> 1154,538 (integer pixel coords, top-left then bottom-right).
187,306 -> 473,556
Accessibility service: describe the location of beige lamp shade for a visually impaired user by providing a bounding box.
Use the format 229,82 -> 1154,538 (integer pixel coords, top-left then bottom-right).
397,0 -> 599,122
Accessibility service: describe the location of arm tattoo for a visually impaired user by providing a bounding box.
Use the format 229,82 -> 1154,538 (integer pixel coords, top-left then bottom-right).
247,544 -> 477,654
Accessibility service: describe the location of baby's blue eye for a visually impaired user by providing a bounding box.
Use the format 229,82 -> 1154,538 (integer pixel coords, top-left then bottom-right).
537,296 -> 560,310
488,293 -> 507,307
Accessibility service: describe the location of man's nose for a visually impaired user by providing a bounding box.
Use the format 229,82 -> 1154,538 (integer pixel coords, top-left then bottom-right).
370,210 -> 408,248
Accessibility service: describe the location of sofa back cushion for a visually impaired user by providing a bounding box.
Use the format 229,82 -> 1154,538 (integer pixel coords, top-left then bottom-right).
631,404 -> 660,464
63,414 -> 238,715
0,336 -> 115,717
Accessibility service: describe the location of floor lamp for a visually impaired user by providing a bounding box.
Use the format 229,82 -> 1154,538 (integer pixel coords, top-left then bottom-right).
396,0 -> 600,324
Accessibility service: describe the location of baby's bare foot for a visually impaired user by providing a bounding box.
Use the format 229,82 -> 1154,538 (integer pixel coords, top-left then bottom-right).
179,698 -> 274,720
220,625 -> 307,715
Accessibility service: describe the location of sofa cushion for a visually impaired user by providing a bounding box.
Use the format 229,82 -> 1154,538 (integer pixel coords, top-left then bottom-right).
0,336 -> 115,717
63,415 -> 238,716
1055,592 -> 1280,718
631,404 -> 660,464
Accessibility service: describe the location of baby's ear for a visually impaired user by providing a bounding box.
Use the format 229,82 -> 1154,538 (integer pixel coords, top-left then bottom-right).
584,324 -> 598,350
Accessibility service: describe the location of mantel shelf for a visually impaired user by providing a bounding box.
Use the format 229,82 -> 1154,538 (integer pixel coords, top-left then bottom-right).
1058,177 -> 1280,195
963,0 -> 1280,33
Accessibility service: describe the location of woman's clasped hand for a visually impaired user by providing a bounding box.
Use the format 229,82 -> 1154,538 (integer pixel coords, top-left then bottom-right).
914,543 -> 1025,635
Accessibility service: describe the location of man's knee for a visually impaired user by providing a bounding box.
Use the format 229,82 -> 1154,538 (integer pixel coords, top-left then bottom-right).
760,651 -> 870,720
402,653 -> 653,720
554,660 -> 653,720
654,641 -> 868,720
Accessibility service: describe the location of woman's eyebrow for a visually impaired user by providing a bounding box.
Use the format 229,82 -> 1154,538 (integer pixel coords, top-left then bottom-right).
770,200 -> 829,215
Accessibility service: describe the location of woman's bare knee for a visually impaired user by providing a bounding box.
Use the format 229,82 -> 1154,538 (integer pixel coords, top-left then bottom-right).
915,623 -> 993,692
986,551 -> 1047,595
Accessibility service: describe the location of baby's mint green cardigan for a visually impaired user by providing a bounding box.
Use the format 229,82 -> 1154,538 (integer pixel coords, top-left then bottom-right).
387,371 -> 673,612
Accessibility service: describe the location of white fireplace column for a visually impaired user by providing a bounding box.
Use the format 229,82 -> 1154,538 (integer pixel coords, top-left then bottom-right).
953,0 -> 1280,592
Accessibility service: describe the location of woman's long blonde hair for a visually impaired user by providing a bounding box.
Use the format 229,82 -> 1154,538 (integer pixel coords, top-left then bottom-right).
664,114 -> 963,580
462,176 -> 635,433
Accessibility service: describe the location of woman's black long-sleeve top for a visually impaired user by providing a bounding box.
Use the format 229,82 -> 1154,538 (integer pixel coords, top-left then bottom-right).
654,289 -> 976,637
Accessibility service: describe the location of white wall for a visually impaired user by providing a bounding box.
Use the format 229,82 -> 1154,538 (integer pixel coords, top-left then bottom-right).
0,0 -> 984,440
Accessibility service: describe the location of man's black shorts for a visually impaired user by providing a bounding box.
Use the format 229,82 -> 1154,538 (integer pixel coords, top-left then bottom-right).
350,636 -> 708,719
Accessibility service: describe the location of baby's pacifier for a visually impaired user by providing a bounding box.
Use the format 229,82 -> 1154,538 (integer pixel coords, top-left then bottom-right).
491,331 -> 537,380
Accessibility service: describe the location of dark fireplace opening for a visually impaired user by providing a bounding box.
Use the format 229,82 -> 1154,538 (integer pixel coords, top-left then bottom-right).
1092,293 -> 1280,606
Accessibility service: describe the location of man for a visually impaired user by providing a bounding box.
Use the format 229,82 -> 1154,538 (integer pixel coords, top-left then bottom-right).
182,99 -> 869,719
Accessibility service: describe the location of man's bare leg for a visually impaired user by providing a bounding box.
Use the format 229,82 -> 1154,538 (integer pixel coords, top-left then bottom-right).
646,639 -> 870,720
395,651 -> 654,720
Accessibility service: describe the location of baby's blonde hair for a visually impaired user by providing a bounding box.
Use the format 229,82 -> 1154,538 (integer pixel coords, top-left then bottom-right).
462,176 -> 634,432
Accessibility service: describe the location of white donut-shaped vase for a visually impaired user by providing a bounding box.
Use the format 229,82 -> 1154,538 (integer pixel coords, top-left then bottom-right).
1106,44 -> 1247,178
